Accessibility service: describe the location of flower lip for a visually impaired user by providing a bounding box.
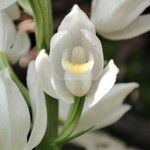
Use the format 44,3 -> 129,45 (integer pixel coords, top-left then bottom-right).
62,47 -> 94,74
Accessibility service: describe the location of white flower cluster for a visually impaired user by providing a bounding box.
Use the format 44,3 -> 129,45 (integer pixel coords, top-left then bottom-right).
0,0 -> 149,150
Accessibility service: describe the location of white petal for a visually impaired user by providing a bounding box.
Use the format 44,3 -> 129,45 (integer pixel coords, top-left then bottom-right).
50,31 -> 73,79
81,29 -> 104,80
36,50 -> 74,103
94,105 -> 131,129
58,4 -> 95,45
0,0 -> 17,10
77,82 -> 139,130
26,61 -> 47,150
5,3 -> 20,20
91,0 -> 150,33
0,11 -> 16,51
85,60 -> 119,108
35,50 -> 58,99
64,70 -> 93,97
101,15 -> 150,40
2,77 -> 30,150
0,77 -> 12,150
59,100 -> 70,120
0,68 -> 11,79
7,31 -> 30,64
51,70 -> 74,104
77,105 -> 130,131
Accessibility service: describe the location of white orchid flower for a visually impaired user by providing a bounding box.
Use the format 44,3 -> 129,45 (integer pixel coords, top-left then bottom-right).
0,62 -> 47,150
91,0 -> 150,40
0,0 -> 17,10
0,11 -> 30,64
35,3 -> 138,122
60,83 -> 138,131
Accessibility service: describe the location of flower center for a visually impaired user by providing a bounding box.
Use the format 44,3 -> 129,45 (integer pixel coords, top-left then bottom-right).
62,46 -> 94,74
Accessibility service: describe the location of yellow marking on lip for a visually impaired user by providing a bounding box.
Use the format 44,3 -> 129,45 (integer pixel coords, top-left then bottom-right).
63,60 -> 94,74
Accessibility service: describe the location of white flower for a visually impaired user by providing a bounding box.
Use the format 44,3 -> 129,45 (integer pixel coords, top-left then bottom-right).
91,0 -> 150,40
0,11 -> 30,64
0,0 -> 17,10
60,83 -> 138,131
0,62 -> 47,150
35,4 -> 138,127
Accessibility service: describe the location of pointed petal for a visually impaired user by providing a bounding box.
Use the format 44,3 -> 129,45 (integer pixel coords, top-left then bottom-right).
5,3 -> 20,20
0,11 -> 16,51
77,82 -> 139,130
50,31 -> 73,79
95,105 -> 131,129
101,15 -> 150,40
0,0 -> 17,10
26,61 -> 47,149
77,105 -> 130,131
81,29 -> 104,80
7,31 -> 30,64
2,77 -> 30,150
92,0 -> 150,33
58,4 -> 95,45
85,60 -> 119,108
35,50 -> 58,99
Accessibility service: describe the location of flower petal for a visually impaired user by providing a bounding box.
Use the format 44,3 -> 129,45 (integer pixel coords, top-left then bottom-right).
0,0 -> 17,10
85,60 -> 119,108
0,77 -> 12,150
5,3 -> 20,20
35,50 -> 58,99
50,31 -> 73,79
95,105 -> 131,129
77,82 -> 139,130
59,100 -> 70,120
77,105 -> 130,131
64,70 -> 93,97
91,0 -> 150,33
0,11 -> 16,51
36,50 -> 74,103
26,61 -> 47,150
101,15 -> 150,40
1,75 -> 30,150
7,31 -> 30,64
58,4 -> 95,45
81,29 -> 104,80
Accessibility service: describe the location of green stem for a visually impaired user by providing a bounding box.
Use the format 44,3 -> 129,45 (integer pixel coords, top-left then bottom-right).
54,96 -> 85,144
28,0 -> 53,52
0,53 -> 30,107
36,94 -> 59,150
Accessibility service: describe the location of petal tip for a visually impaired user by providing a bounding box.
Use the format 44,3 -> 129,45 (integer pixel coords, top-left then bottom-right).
109,59 -> 119,74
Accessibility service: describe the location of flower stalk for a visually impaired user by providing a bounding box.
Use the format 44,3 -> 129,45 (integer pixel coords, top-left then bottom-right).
36,94 -> 59,150
28,0 -> 53,51
54,96 -> 85,145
